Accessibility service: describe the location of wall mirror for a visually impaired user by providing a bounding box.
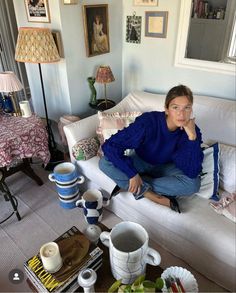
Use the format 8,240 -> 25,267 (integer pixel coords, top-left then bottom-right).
175,0 -> 236,75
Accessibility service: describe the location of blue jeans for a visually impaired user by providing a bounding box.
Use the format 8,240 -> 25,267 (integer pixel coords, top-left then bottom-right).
99,153 -> 201,200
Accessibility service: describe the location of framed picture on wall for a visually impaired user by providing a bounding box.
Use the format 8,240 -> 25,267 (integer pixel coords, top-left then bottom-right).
83,4 -> 110,57
126,14 -> 142,44
24,0 -> 50,23
145,11 -> 168,38
134,0 -> 158,6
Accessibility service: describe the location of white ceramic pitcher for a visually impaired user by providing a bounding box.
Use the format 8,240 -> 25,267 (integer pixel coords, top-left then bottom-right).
100,221 -> 161,284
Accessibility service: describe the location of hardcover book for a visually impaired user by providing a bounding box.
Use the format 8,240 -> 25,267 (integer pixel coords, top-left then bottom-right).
24,226 -> 103,293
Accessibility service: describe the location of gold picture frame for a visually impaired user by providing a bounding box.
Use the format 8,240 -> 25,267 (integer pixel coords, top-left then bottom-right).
134,0 -> 158,6
24,0 -> 50,23
145,11 -> 168,38
83,4 -> 110,57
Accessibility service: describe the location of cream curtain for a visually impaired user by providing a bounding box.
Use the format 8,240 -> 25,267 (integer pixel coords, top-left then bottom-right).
0,0 -> 29,100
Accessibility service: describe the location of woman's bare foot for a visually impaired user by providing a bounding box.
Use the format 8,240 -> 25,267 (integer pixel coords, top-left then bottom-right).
144,191 -> 181,213
144,190 -> 170,207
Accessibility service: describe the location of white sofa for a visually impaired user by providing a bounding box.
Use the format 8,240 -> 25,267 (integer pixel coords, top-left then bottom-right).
64,91 -> 236,292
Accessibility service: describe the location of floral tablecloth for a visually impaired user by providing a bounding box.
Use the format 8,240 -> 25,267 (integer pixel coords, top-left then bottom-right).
0,113 -> 50,168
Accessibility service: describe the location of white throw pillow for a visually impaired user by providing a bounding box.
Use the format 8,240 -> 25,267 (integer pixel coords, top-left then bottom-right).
219,143 -> 236,193
96,111 -> 142,140
196,143 -> 220,199
96,111 -> 142,156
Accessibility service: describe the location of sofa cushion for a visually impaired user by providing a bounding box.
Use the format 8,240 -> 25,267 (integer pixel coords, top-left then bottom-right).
72,137 -> 99,160
196,143 -> 219,199
96,111 -> 142,155
219,143 -> 236,193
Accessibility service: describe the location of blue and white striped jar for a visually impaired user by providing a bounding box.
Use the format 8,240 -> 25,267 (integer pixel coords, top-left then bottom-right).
48,162 -> 85,209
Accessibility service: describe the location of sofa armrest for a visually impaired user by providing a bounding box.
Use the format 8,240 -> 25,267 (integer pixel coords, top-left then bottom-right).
63,114 -> 98,162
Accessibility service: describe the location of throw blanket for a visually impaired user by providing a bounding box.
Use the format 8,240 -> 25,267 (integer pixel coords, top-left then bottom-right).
210,192 -> 236,223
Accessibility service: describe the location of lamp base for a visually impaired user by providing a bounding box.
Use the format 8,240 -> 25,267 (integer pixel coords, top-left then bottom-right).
10,93 -> 22,117
13,112 -> 22,117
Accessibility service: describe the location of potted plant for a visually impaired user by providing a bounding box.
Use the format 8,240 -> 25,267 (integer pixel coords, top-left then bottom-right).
108,275 -> 164,293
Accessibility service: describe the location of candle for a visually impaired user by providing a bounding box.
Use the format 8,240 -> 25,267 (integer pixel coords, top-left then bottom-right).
19,101 -> 32,118
40,242 -> 63,273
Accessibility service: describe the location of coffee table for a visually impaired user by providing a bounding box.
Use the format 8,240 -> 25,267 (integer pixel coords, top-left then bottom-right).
26,223 -> 163,292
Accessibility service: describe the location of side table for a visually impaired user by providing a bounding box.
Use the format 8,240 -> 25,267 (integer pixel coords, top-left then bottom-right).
0,113 -> 50,221
89,99 -> 116,112
0,113 -> 50,174
0,170 -> 21,224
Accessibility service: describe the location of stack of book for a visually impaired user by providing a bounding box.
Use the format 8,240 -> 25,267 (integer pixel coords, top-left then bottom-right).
24,226 -> 103,293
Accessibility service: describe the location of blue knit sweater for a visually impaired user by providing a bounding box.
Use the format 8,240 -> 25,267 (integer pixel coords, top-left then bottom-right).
102,111 -> 203,179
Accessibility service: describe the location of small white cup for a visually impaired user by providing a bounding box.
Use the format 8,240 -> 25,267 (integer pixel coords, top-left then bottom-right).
19,100 -> 32,118
40,242 -> 63,273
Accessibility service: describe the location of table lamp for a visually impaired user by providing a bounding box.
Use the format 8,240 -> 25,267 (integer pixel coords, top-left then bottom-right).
95,65 -> 115,109
15,27 -> 64,168
0,71 -> 23,116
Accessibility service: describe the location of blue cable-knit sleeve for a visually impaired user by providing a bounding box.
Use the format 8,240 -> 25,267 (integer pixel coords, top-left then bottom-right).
172,126 -> 204,178
102,114 -> 148,178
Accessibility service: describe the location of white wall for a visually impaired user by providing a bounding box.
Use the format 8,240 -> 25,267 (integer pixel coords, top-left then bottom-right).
13,0 -> 123,121
122,0 -> 235,100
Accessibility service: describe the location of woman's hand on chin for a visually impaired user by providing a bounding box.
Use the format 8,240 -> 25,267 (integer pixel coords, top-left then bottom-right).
182,118 -> 197,140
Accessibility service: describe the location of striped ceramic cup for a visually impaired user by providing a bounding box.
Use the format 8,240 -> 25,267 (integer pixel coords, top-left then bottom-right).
76,189 -> 109,224
48,162 -> 84,209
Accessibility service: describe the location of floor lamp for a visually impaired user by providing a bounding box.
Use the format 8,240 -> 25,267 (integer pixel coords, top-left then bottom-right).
15,27 -> 64,168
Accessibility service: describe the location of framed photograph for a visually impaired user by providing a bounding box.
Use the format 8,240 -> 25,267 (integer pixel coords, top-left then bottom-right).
126,15 -> 142,44
83,4 -> 110,57
134,0 -> 158,6
145,11 -> 168,38
24,0 -> 50,23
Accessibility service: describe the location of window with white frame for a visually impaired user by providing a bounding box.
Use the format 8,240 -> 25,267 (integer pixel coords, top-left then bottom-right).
227,13 -> 236,63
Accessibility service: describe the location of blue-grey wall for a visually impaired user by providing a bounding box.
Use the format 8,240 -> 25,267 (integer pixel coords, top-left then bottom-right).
122,0 -> 235,100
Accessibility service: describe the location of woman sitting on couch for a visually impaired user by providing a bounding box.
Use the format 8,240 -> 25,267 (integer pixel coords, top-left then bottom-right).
99,85 -> 204,213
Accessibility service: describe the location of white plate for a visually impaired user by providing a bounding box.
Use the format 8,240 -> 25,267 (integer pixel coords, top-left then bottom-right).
161,266 -> 198,292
